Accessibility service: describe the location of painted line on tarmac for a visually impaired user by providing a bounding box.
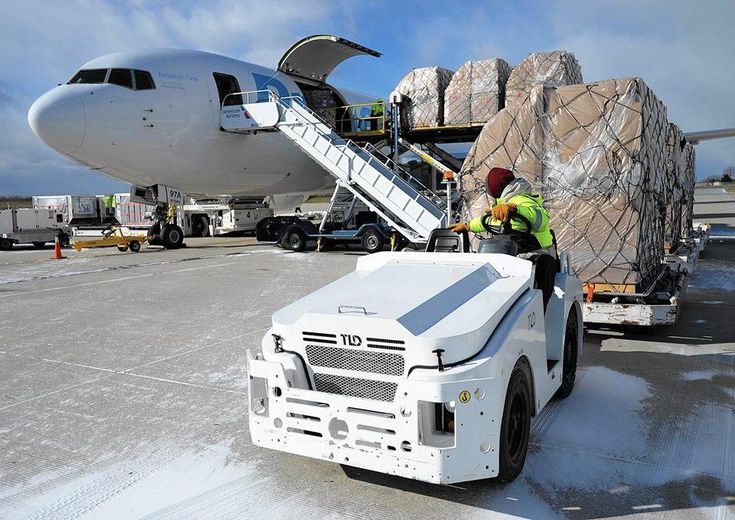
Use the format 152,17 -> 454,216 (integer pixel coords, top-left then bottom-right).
167,261 -> 242,273
0,248 -> 279,286
0,273 -> 154,298
122,327 -> 268,373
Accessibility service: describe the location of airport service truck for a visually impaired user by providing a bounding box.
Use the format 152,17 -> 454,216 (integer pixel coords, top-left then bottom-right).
0,208 -> 69,250
248,229 -> 583,484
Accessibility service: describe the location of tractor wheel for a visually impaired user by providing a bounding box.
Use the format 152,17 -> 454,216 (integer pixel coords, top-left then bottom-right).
286,228 -> 307,252
497,365 -> 532,483
0,238 -> 13,251
555,309 -> 579,399
191,215 -> 209,237
117,245 -> 129,252
129,240 -> 141,252
161,224 -> 184,249
361,229 -> 384,254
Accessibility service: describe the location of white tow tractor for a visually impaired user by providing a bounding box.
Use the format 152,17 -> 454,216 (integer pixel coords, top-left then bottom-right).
248,227 -> 583,484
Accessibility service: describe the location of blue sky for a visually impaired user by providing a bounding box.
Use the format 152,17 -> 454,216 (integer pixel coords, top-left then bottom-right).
1,0 -> 734,195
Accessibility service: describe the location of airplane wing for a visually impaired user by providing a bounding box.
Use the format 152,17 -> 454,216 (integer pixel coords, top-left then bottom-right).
684,127 -> 735,144
278,34 -> 381,83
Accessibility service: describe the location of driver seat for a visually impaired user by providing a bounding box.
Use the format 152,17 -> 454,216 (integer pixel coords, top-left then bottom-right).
425,228 -> 470,253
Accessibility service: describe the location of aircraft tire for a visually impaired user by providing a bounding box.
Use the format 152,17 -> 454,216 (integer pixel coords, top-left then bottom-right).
161,224 -> 184,249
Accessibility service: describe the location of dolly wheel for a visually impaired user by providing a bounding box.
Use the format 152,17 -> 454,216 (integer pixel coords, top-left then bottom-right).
0,238 -> 13,251
286,228 -> 307,252
497,366 -> 532,483
129,241 -> 141,253
555,309 -> 579,399
361,229 -> 384,254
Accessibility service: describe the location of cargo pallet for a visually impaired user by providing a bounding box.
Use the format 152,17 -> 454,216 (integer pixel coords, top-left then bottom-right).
582,224 -> 709,327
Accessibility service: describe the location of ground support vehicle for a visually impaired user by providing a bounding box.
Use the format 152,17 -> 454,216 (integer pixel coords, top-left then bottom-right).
277,219 -> 396,254
179,199 -> 273,237
248,229 -> 583,484
0,208 -> 69,250
70,227 -> 147,253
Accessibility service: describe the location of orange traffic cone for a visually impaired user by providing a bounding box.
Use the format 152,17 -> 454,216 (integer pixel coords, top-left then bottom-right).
51,236 -> 66,260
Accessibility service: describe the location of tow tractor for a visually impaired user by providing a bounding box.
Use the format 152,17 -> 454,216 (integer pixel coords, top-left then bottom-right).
248,220 -> 583,484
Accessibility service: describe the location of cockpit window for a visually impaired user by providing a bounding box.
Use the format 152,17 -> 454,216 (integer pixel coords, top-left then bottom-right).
108,68 -> 133,89
134,70 -> 155,90
67,69 -> 108,84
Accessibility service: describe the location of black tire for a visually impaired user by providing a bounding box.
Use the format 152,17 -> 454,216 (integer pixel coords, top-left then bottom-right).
32,241 -> 46,249
117,245 -> 129,252
161,224 -> 184,249
191,215 -> 209,237
361,228 -> 384,254
497,365 -> 532,483
286,228 -> 307,252
555,309 -> 579,399
129,240 -> 141,252
0,238 -> 13,251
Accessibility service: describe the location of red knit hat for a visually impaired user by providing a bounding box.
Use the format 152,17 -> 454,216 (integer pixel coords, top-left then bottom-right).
486,167 -> 515,198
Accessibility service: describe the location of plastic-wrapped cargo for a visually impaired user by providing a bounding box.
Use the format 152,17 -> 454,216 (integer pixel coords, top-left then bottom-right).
680,143 -> 696,237
395,66 -> 454,128
459,78 -> 669,289
459,86 -> 550,223
505,51 -> 583,111
664,123 -> 686,250
443,59 -> 512,126
543,79 -> 668,288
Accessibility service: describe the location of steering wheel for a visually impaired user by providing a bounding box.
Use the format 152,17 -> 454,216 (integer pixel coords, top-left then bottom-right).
480,208 -> 535,237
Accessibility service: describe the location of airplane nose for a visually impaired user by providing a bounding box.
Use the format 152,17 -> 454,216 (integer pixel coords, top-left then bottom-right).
28,93 -> 85,155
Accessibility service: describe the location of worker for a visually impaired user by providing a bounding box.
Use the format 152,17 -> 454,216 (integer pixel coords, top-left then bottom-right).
452,167 -> 556,307
103,194 -> 115,223
369,99 -> 384,131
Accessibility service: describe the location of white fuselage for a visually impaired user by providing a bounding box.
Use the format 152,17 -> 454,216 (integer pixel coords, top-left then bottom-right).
28,49 -> 357,197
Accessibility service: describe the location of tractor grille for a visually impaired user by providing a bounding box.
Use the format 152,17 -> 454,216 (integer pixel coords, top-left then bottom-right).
313,373 -> 397,402
305,345 -> 404,376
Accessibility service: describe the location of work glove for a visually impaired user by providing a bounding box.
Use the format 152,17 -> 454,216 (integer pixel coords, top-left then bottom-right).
491,203 -> 517,223
451,222 -> 469,233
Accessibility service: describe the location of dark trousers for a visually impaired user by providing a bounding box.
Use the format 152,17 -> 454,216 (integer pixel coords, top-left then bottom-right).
533,254 -> 557,310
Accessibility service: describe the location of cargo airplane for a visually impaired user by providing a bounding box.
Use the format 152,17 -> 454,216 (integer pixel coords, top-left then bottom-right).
28,35 -> 380,202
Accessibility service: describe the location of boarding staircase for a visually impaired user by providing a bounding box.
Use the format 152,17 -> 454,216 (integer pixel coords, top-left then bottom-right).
220,90 -> 447,242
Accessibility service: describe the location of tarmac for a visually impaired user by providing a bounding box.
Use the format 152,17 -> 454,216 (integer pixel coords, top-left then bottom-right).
0,235 -> 733,519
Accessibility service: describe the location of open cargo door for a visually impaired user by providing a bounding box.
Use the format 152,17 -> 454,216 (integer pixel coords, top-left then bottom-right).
278,34 -> 381,83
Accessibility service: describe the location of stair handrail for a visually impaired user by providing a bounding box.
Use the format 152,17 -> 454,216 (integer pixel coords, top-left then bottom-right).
220,89 -> 447,229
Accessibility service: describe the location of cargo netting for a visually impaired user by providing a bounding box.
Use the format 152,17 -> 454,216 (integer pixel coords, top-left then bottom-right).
505,51 -> 583,111
460,78 -> 671,289
664,123 -> 685,249
680,143 -> 696,238
443,59 -> 512,126
395,66 -> 454,128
